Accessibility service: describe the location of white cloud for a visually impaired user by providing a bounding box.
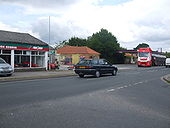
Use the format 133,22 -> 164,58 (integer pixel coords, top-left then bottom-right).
0,22 -> 19,32
0,0 -> 170,51
0,21 -> 40,41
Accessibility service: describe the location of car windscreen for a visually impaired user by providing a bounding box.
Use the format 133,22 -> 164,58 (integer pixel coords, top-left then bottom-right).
78,60 -> 99,65
138,52 -> 149,57
0,59 -> 6,64
78,60 -> 92,65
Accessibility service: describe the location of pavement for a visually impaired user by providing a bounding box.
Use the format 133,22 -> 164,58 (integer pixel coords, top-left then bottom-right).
0,65 -> 170,83
162,74 -> 170,83
0,70 -> 76,82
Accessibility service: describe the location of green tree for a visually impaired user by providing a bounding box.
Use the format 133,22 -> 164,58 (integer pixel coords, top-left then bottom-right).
134,43 -> 150,50
165,52 -> 170,58
87,28 -> 121,63
66,37 -> 87,46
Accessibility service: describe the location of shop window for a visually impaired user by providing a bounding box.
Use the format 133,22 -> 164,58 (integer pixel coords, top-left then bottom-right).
3,50 -> 11,54
14,54 -> 45,68
26,51 -> 30,55
23,51 -> 27,55
32,51 -> 38,55
14,50 -> 22,54
39,51 -> 45,55
31,56 -> 44,67
65,57 -> 72,65
14,55 -> 30,67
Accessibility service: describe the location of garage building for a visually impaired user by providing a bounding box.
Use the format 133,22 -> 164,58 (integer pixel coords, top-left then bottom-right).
0,30 -> 49,70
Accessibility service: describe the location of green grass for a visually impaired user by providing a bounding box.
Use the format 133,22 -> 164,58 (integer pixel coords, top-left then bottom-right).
163,78 -> 170,84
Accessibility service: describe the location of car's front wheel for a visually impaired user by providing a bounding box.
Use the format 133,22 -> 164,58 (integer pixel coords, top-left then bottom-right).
95,71 -> 100,78
78,74 -> 84,78
6,74 -> 12,77
112,69 -> 117,76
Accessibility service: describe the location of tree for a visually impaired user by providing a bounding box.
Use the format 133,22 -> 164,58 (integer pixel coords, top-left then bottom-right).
65,37 -> 87,46
134,43 -> 150,50
55,29 -> 125,63
165,52 -> 170,58
87,28 -> 121,63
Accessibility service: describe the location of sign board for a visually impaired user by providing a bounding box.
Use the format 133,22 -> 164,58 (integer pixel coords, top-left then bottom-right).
0,42 -> 49,51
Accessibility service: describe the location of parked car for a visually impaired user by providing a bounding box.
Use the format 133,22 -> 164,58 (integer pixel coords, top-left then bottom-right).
48,63 -> 59,69
67,64 -> 75,70
165,58 -> 170,68
0,57 -> 14,76
74,59 -> 118,78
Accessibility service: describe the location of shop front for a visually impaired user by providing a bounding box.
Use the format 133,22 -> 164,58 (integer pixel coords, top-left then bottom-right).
0,42 -> 49,70
0,30 -> 49,70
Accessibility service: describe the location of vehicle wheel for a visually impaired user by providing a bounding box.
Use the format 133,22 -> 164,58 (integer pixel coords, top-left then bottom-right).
78,74 -> 84,78
95,71 -> 100,78
6,74 -> 12,77
112,69 -> 117,76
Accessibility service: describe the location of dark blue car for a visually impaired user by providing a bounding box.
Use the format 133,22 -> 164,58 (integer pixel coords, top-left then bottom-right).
74,59 -> 118,78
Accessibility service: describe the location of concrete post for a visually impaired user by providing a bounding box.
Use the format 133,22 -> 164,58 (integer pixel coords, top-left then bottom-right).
45,51 -> 48,70
11,50 -> 14,69
30,51 -> 32,68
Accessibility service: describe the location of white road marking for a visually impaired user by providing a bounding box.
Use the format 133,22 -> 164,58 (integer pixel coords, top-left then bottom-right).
147,70 -> 156,72
107,81 -> 146,92
134,81 -> 143,85
107,89 -> 115,92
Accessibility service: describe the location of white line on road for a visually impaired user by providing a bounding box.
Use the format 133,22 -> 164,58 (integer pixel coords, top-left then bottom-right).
107,81 -> 145,92
107,89 -> 115,92
134,81 -> 143,85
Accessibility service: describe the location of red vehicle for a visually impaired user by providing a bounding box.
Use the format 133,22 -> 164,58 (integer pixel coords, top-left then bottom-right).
137,48 -> 166,67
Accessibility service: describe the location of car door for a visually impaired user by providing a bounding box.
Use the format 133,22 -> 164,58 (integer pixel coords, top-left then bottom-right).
98,59 -> 106,74
103,59 -> 113,73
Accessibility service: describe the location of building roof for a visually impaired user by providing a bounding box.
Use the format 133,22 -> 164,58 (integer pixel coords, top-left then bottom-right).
0,30 -> 48,46
57,45 -> 100,55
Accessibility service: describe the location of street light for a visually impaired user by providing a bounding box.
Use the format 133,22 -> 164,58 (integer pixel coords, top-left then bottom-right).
48,16 -> 51,70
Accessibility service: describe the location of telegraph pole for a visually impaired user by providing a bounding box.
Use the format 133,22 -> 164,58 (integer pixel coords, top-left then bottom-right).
49,16 -> 51,45
48,16 -> 51,70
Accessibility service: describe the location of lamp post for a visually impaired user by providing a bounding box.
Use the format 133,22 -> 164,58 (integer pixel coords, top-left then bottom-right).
48,16 -> 51,70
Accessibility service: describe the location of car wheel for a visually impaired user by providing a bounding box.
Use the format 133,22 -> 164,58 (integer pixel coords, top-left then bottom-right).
78,74 -> 84,78
95,71 -> 100,78
112,69 -> 117,76
6,74 -> 12,77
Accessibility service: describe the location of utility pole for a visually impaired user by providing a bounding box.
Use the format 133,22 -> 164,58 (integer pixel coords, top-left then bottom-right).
48,16 -> 51,70
158,48 -> 163,53
49,16 -> 51,45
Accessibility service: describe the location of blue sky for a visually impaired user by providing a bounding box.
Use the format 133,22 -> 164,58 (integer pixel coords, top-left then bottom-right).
0,0 -> 170,52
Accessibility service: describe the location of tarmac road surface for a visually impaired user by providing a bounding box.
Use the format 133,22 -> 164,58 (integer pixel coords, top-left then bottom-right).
0,66 -> 170,128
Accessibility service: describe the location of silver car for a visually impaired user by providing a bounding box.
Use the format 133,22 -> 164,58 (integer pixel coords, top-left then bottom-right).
0,57 -> 14,76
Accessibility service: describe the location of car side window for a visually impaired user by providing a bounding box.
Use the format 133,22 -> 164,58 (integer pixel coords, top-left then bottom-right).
99,59 -> 105,65
103,60 -> 110,65
91,60 -> 98,65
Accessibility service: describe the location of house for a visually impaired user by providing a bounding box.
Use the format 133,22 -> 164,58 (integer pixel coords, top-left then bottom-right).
56,45 -> 100,65
0,30 -> 49,70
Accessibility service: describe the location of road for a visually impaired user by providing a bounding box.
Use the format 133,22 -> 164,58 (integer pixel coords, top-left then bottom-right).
0,66 -> 170,128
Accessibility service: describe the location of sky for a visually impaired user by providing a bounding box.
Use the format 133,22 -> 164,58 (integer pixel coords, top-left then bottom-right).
0,0 -> 170,52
